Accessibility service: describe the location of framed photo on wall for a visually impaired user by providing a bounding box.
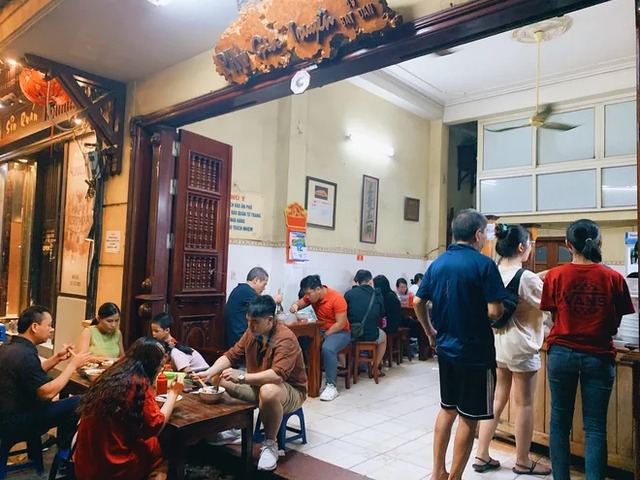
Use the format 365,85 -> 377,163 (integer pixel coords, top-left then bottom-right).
305,176 -> 337,230
404,197 -> 420,222
360,175 -> 379,244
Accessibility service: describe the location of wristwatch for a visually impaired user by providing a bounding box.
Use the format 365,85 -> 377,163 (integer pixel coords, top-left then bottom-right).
238,372 -> 246,385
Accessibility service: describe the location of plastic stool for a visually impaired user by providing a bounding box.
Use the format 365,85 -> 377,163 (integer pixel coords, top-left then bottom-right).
0,434 -> 45,480
253,407 -> 308,451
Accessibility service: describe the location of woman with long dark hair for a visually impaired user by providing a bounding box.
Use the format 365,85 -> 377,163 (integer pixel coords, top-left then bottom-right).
474,224 -> 551,475
374,275 -> 401,334
74,337 -> 183,480
541,219 -> 634,479
150,312 -> 209,373
78,302 -> 124,362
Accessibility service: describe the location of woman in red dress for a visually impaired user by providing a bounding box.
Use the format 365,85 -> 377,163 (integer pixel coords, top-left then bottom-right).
74,337 -> 183,480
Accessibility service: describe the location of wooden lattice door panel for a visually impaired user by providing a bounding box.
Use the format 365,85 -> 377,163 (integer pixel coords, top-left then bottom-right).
168,130 -> 232,350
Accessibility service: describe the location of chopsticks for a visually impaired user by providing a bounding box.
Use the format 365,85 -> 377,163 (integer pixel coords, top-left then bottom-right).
63,344 -> 76,357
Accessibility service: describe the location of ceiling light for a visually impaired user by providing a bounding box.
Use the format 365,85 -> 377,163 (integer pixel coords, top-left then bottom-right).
74,117 -> 83,125
18,159 -> 28,163
348,132 -> 395,158
147,0 -> 175,5
7,59 -> 18,66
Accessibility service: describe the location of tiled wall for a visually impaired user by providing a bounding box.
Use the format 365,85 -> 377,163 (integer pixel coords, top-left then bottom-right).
226,243 -> 430,305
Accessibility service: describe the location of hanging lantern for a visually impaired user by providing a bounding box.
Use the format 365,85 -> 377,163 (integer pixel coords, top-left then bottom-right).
19,68 -> 70,107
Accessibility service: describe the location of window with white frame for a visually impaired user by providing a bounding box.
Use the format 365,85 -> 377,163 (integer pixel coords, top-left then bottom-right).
478,97 -> 637,215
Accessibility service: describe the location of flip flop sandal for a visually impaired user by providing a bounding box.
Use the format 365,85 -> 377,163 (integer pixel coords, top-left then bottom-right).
472,457 -> 501,473
512,460 -> 552,476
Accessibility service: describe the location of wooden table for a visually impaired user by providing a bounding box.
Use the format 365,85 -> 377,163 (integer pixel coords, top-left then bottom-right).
401,306 -> 433,361
163,394 -> 255,480
285,321 -> 324,398
53,368 -> 257,479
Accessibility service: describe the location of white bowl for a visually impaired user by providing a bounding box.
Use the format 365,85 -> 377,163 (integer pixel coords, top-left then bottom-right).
84,368 -> 103,379
296,312 -> 311,322
198,386 -> 225,404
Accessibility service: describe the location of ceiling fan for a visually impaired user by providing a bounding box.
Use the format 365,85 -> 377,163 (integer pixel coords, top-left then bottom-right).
486,31 -> 578,133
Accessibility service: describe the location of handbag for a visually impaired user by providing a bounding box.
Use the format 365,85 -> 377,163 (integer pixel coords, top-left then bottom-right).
351,291 -> 376,341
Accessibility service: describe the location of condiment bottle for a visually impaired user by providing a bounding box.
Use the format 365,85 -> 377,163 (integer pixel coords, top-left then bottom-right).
408,292 -> 414,308
156,371 -> 168,396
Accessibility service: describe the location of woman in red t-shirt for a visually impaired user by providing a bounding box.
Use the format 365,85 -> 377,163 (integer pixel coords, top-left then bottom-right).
74,337 -> 184,480
540,219 -> 634,480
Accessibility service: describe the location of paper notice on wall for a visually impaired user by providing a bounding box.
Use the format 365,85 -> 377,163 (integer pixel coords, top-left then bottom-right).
486,223 -> 496,241
229,192 -> 265,240
289,230 -> 308,262
105,231 -> 121,254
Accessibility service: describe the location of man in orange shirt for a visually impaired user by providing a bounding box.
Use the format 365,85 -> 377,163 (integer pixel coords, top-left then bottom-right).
290,275 -> 350,401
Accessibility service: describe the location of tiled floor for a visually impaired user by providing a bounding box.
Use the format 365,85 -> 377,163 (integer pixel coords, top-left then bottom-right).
286,357 -> 582,480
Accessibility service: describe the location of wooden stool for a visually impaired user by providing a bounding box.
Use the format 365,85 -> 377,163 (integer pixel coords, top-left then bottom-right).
336,344 -> 352,389
385,327 -> 412,366
353,341 -> 379,385
399,327 -> 412,363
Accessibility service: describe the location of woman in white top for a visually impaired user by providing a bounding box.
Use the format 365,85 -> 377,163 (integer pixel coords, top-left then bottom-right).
150,313 -> 209,373
473,224 -> 551,476
408,273 -> 423,296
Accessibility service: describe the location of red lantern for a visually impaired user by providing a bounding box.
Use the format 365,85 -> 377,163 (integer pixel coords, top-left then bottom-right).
19,68 -> 70,106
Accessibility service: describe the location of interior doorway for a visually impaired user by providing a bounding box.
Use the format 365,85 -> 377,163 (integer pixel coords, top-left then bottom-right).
534,236 -> 572,273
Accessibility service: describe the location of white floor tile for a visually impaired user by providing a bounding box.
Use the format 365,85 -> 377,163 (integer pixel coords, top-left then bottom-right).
340,427 -> 410,454
305,416 -> 364,438
285,430 -> 333,452
303,439 -> 380,469
332,409 -> 389,428
351,454 -> 432,480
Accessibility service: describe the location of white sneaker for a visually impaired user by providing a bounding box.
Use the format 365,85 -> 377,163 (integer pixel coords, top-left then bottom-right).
205,428 -> 242,445
320,384 -> 339,402
258,439 -> 279,471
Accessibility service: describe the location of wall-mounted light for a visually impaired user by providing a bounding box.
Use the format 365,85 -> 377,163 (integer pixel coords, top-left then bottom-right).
74,117 -> 83,126
347,132 -> 395,158
17,159 -> 28,163
7,59 -> 18,66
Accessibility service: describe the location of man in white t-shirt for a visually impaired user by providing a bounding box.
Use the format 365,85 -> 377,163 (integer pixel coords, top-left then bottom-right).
150,313 -> 209,373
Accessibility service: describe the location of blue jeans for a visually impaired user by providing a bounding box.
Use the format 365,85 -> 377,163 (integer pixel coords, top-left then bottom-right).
321,331 -> 351,386
547,345 -> 614,480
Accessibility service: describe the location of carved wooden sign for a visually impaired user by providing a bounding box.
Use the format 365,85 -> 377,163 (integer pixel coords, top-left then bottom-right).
214,0 -> 402,84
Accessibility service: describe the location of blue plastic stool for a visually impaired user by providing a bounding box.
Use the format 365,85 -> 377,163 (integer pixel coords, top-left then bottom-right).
0,434 -> 45,480
253,407 -> 307,450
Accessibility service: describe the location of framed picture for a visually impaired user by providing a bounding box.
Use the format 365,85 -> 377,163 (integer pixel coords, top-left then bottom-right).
404,197 -> 420,222
360,175 -> 379,244
305,176 -> 337,230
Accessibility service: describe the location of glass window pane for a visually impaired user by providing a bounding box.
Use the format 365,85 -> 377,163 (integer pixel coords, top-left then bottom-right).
602,166 -> 637,208
480,176 -> 532,214
558,246 -> 573,263
538,108 -> 595,164
483,121 -> 532,170
605,101 -> 637,157
536,246 -> 547,263
537,170 -> 596,211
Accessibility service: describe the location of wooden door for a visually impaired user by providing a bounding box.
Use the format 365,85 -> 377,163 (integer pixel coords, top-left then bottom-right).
31,147 -> 64,313
534,237 -> 572,273
168,130 -> 232,352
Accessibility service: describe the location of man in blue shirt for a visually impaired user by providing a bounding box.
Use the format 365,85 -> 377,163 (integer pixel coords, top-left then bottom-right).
414,209 -> 507,480
224,267 -> 283,349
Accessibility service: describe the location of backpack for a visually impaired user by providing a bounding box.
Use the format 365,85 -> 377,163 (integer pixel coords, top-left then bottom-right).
350,291 -> 376,341
491,269 -> 524,330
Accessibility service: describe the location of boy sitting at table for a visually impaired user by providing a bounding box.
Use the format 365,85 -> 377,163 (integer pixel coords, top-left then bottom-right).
193,295 -> 307,472
150,312 -> 209,373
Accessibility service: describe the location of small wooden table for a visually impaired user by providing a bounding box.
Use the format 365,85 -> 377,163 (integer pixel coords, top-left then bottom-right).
163,395 -> 255,480
53,369 -> 257,479
285,321 -> 324,398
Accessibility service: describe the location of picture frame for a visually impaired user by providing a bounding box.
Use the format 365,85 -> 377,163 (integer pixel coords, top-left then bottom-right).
305,176 -> 337,230
404,197 -> 420,222
360,175 -> 379,244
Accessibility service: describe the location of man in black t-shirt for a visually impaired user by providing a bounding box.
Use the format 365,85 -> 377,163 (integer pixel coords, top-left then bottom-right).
0,306 -> 90,443
224,267 -> 283,349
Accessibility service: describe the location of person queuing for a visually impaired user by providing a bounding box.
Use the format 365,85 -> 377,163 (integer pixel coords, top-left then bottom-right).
194,296 -> 307,472
290,275 -> 350,402
150,313 -> 209,373
77,302 -> 124,363
541,220 -> 634,480
474,224 -> 551,476
414,209 -> 507,480
0,306 -> 91,449
74,338 -> 183,480
224,267 -> 283,349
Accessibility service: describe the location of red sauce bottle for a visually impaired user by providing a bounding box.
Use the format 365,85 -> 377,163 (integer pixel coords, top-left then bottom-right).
156,371 -> 168,396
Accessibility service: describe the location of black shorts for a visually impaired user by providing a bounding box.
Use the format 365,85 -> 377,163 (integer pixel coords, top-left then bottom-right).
438,354 -> 496,420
